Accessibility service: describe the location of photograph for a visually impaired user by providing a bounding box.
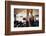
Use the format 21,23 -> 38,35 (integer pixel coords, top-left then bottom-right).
14,9 -> 39,27
5,1 -> 45,35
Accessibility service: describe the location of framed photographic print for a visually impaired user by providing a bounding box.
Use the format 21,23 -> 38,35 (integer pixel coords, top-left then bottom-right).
5,1 -> 45,35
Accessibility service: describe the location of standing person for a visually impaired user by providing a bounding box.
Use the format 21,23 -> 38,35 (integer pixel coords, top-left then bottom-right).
29,15 -> 34,26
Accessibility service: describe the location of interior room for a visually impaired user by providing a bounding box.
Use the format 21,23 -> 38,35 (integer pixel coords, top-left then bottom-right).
14,9 -> 39,27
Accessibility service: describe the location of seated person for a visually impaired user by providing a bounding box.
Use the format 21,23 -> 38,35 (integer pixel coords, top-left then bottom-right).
14,20 -> 23,27
22,18 -> 27,27
30,16 -> 39,27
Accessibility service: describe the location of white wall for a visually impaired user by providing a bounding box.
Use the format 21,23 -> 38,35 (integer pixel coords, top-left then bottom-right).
0,0 -> 46,36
